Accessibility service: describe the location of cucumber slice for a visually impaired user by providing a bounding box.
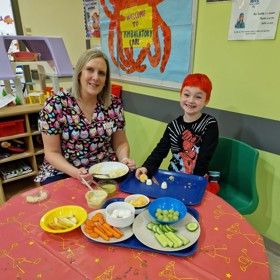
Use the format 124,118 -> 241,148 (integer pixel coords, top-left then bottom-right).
154,233 -> 168,247
186,222 -> 199,232
175,233 -> 190,245
165,232 -> 183,247
159,224 -> 168,233
156,226 -> 164,234
146,222 -> 154,231
165,224 -> 177,232
155,233 -> 174,247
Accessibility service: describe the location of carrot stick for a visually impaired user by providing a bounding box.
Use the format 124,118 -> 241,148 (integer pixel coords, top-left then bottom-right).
84,227 -> 94,234
112,226 -> 124,237
85,219 -> 95,227
102,222 -> 121,239
94,227 -> 110,241
98,216 -> 105,224
89,231 -> 99,238
98,223 -> 114,237
95,223 -> 110,236
91,212 -> 103,222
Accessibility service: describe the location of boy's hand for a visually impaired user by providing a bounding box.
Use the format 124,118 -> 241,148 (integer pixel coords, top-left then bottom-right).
135,167 -> 148,179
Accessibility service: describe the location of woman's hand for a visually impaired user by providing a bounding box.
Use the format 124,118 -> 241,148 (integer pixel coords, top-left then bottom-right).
135,167 -> 148,179
77,167 -> 94,185
121,158 -> 136,171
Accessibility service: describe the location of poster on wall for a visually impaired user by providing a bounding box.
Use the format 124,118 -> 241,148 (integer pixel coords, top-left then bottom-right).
83,0 -> 101,38
99,0 -> 198,90
228,0 -> 280,40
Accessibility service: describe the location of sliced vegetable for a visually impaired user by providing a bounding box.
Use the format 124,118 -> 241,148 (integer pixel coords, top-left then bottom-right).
155,233 -> 174,247
146,221 -> 190,248
186,222 -> 199,232
165,231 -> 183,247
175,233 -> 190,245
83,212 -> 124,241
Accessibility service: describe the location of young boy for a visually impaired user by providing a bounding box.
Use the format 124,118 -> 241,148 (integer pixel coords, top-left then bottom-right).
135,73 -> 219,180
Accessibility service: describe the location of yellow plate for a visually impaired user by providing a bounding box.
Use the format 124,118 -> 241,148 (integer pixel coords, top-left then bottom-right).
40,205 -> 87,233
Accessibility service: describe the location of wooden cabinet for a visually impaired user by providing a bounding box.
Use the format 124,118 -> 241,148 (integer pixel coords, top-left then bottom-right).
0,104 -> 43,204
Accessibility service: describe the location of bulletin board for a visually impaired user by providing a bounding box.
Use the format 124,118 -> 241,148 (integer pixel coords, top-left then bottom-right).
99,0 -> 198,90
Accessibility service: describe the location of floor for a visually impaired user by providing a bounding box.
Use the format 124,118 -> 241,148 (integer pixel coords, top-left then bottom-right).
264,237 -> 280,280
267,249 -> 280,280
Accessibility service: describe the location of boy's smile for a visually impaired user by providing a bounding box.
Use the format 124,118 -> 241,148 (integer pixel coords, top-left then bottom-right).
180,86 -> 209,122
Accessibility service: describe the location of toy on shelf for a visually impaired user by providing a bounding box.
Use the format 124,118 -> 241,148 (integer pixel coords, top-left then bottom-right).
0,160 -> 32,180
10,51 -> 39,62
0,35 -> 73,105
24,82 -> 44,105
1,139 -> 26,153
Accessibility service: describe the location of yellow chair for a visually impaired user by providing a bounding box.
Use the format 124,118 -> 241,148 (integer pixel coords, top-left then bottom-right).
209,137 -> 259,214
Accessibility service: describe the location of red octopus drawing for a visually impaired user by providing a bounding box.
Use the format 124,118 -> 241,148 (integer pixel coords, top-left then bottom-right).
100,0 -> 171,74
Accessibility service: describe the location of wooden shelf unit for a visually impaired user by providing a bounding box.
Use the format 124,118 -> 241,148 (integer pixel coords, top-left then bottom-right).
0,104 -> 43,204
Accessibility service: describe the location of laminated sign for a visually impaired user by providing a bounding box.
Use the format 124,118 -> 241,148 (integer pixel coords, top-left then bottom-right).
228,0 -> 280,40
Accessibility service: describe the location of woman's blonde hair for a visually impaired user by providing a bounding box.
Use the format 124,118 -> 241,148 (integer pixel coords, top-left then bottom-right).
70,49 -> 111,107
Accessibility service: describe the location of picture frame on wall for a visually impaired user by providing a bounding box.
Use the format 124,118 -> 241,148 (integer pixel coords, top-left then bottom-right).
99,0 -> 198,91
206,0 -> 230,2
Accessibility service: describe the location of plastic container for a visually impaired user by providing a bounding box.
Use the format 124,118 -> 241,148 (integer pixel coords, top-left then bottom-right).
24,189 -> 49,204
97,180 -> 117,197
0,119 -> 25,137
10,51 -> 39,62
111,84 -> 122,98
85,190 -> 108,208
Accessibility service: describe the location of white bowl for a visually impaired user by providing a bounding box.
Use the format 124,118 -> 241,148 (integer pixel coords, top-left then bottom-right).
89,161 -> 129,179
105,201 -> 135,228
124,194 -> 150,214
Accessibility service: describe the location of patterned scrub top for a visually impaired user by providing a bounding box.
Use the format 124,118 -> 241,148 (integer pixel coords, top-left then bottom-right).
34,91 -> 125,182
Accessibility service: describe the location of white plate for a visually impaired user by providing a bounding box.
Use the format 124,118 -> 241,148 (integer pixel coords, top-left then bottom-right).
133,210 -> 200,252
81,209 -> 133,243
89,161 -> 129,179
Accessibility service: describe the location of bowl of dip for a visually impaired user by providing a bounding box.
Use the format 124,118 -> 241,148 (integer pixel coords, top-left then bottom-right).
85,189 -> 108,208
97,180 -> 117,197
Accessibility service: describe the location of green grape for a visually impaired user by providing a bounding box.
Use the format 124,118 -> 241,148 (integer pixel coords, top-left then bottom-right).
156,208 -> 162,214
173,211 -> 179,216
163,217 -> 169,222
173,215 -> 179,221
154,207 -> 181,222
158,214 -> 164,220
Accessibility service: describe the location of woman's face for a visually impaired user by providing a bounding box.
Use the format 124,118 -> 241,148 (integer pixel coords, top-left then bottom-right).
79,57 -> 107,99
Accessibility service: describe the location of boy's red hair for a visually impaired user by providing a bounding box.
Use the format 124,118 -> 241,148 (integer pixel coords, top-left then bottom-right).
180,73 -> 212,102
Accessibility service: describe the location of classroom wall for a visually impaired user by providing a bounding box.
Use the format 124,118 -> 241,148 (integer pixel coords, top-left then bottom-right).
17,0 -> 85,65
16,0 -> 280,244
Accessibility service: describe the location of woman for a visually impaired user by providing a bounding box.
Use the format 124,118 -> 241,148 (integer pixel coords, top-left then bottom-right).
35,49 -> 135,185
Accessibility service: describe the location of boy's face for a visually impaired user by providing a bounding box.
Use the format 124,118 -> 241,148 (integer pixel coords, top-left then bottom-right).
180,86 -> 209,118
